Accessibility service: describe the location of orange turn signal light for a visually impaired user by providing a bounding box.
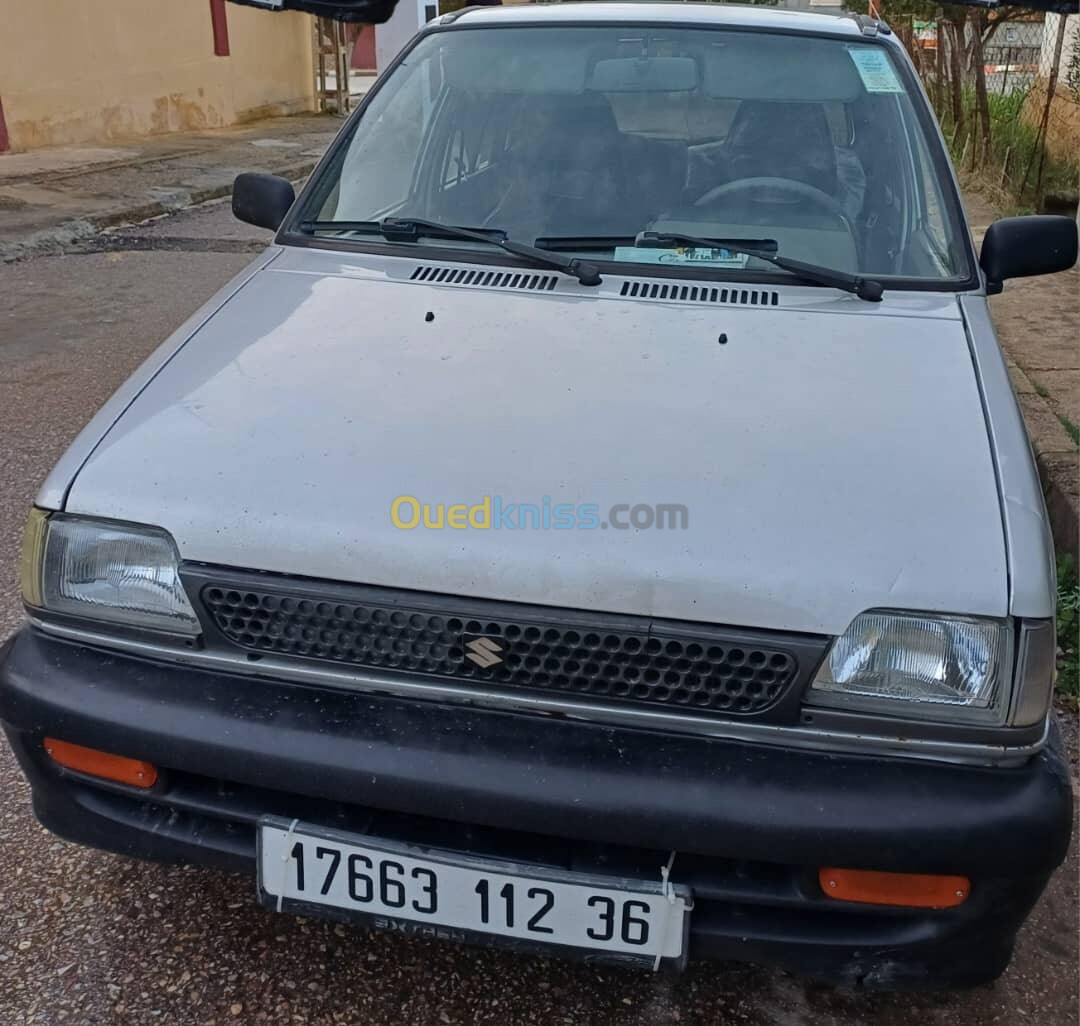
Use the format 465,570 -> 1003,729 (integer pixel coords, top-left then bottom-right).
819,867 -> 970,909
44,738 -> 158,789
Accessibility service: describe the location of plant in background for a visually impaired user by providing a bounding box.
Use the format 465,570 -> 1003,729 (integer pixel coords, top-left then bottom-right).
1067,39 -> 1080,105
1057,554 -> 1079,705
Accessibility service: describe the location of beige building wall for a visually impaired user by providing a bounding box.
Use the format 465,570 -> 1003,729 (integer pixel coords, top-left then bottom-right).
0,1 -> 316,152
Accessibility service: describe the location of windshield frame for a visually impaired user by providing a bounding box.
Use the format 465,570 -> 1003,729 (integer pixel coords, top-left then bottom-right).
279,19 -> 979,295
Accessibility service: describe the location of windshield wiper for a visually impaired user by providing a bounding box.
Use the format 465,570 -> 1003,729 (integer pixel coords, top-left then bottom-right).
299,217 -> 602,286
536,234 -> 778,255
635,231 -> 883,302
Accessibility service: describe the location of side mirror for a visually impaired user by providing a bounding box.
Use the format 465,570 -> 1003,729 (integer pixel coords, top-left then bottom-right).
232,173 -> 296,231
980,215 -> 1078,295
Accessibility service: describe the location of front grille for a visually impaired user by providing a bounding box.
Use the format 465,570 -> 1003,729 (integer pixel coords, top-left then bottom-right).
194,572 -> 823,719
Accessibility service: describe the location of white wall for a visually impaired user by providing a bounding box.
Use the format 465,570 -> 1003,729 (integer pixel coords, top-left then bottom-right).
376,0 -> 425,74
1042,13 -> 1079,81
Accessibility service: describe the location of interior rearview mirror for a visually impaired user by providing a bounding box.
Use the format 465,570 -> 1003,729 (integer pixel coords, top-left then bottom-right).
979,215 -> 1078,295
588,57 -> 699,93
232,173 -> 296,232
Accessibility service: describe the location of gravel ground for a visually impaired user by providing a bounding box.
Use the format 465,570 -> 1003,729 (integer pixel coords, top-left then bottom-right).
0,204 -> 1077,1026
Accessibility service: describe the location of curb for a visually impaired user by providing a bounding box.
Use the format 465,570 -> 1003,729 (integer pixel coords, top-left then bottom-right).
1008,360 -> 1079,561
0,157 -> 319,264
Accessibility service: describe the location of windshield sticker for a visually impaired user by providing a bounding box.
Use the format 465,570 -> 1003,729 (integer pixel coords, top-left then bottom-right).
847,48 -> 905,93
613,247 -> 750,269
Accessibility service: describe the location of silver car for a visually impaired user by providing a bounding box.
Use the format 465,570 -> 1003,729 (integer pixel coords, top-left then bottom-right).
3,2 -> 1076,989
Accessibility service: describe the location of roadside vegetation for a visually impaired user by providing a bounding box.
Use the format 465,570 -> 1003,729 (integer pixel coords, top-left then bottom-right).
1033,383 -> 1080,446
968,89 -> 1080,214
847,1 -> 1080,213
1057,553 -> 1079,705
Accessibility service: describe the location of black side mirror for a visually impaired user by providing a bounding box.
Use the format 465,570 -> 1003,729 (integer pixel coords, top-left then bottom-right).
232,173 -> 296,231
980,215 -> 1078,294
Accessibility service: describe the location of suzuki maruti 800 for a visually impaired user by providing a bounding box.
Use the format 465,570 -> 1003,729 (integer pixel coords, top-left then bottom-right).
3,3 -> 1077,988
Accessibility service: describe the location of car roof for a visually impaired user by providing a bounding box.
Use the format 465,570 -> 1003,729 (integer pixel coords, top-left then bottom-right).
437,2 -> 884,41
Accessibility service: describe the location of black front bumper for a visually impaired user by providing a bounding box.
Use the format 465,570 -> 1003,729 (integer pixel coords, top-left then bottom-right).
0,627 -> 1073,989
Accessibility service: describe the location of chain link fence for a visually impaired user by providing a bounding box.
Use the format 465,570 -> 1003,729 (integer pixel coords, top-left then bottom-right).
893,6 -> 1078,211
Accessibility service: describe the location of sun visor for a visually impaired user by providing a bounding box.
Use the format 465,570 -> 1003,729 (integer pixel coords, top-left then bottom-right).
704,37 -> 868,102
444,34 -> 590,93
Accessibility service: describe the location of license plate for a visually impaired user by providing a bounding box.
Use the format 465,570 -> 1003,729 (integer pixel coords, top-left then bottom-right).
257,818 -> 691,965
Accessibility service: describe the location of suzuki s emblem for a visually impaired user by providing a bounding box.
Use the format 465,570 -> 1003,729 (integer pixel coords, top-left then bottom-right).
464,635 -> 504,669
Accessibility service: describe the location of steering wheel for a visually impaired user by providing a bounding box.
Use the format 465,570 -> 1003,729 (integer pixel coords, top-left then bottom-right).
695,176 -> 849,223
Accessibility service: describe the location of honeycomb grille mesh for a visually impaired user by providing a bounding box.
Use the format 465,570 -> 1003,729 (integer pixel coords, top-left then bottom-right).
201,583 -> 800,717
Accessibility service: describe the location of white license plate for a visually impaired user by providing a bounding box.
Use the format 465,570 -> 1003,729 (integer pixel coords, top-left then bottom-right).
258,819 -> 690,963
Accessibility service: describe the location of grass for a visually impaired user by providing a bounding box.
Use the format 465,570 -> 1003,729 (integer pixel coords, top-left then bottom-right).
936,88 -> 1080,213
1061,417 -> 1080,447
1057,553 -> 1079,705
1029,382 -> 1079,447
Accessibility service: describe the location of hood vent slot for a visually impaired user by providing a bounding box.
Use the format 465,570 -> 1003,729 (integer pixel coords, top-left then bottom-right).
410,265 -> 559,292
619,280 -> 779,307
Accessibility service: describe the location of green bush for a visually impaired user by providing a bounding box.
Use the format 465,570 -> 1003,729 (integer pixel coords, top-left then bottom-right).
936,85 -> 1079,211
1067,39 -> 1080,105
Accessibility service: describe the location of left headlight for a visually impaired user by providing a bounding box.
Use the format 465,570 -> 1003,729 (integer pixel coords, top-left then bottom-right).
21,510 -> 200,636
807,610 -> 1012,724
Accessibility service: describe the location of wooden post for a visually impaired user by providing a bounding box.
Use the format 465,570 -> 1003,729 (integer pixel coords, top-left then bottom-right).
313,17 -> 351,115
1000,146 -> 1012,188
934,21 -> 946,115
971,11 -> 992,169
1019,15 -> 1068,204
1033,15 -> 1069,207
946,17 -> 966,142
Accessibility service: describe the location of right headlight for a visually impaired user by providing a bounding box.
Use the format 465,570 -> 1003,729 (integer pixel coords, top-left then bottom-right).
807,610 -> 1013,725
21,509 -> 199,637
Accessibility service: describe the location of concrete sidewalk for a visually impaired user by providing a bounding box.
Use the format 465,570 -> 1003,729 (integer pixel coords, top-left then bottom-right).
965,187 -> 1080,558
0,113 -> 341,262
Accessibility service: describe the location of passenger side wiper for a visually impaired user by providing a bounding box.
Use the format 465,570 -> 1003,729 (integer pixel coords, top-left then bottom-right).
635,231 -> 884,302
299,217 -> 602,286
536,234 -> 778,255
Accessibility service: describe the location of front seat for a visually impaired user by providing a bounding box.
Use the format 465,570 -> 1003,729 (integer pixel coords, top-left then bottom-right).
724,100 -> 839,200
491,92 -> 627,239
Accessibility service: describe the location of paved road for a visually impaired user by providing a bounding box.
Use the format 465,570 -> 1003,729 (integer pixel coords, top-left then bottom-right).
0,202 -> 1076,1026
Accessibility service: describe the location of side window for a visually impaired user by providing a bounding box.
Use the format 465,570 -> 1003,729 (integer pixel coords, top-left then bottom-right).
441,101 -> 506,189
322,56 -> 441,220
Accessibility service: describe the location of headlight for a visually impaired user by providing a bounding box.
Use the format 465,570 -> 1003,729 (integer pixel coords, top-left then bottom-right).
21,510 -> 199,636
808,611 -> 1012,724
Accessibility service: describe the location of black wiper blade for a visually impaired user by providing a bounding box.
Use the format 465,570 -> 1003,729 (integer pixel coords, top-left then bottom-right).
299,219 -> 383,234
297,219 -> 509,242
636,231 -> 884,302
534,235 -> 637,251
381,217 -> 602,286
536,234 -> 778,254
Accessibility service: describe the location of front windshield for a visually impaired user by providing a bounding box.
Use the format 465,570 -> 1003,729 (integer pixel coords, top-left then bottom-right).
303,24 -> 971,284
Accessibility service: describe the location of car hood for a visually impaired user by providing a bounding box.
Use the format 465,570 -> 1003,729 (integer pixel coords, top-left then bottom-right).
63,248 -> 1007,636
